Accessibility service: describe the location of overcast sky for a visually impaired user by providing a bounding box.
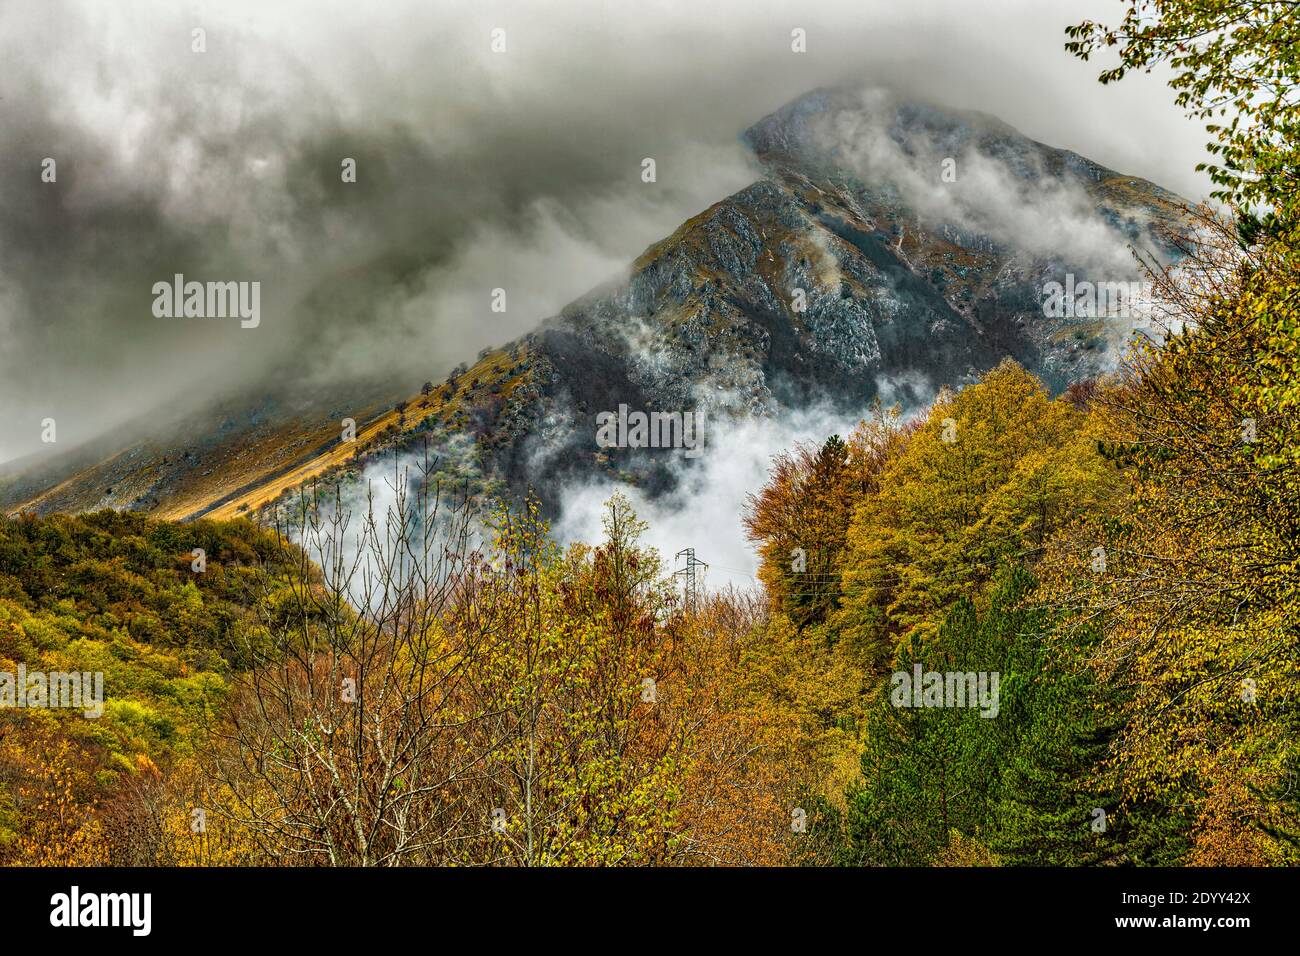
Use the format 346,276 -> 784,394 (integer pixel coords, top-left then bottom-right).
0,0 -> 1211,464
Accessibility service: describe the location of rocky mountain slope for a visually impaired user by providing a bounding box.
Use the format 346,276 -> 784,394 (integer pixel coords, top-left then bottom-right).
2,87 -> 1190,521
461,88 -> 1190,508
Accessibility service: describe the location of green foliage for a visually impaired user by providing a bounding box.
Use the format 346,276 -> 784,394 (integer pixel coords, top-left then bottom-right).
1067,1 -> 1300,221
0,510 -> 293,863
840,566 -> 1190,866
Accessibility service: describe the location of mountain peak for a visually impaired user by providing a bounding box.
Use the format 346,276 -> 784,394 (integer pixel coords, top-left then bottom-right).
745,86 -> 1020,161
3,88 -> 1192,522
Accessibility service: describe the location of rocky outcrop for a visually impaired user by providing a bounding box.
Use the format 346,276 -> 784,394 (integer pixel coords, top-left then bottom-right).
473,88 -> 1190,508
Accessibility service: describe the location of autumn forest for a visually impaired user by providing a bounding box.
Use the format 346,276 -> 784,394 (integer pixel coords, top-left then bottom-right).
2,0 -> 1299,874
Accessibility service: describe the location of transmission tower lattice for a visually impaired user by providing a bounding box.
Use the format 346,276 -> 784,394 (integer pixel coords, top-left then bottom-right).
674,548 -> 707,613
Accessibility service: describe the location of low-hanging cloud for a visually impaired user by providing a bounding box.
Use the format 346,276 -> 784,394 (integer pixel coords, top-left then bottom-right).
805,87 -> 1161,276
0,0 -> 1212,465
552,397 -> 916,591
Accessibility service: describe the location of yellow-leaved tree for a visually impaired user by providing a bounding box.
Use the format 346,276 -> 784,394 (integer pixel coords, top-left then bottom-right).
835,359 -> 1123,668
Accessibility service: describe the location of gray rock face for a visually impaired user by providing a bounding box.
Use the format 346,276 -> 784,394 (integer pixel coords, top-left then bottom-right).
2,88 -> 1191,521
481,88 -> 1189,507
